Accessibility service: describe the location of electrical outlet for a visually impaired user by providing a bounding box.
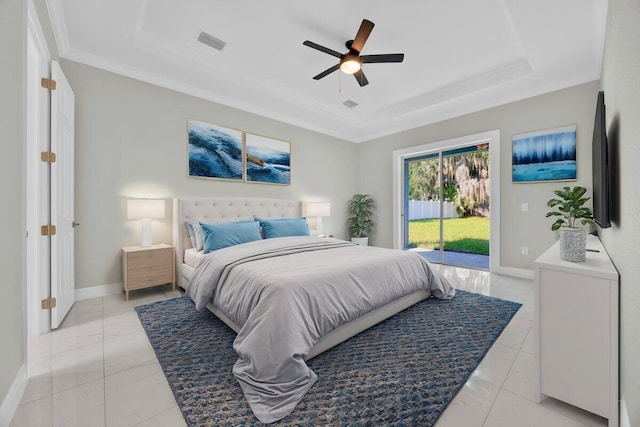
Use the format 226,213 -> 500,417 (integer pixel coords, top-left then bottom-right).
521,246 -> 529,255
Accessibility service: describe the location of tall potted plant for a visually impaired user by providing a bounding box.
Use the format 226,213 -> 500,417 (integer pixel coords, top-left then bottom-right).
348,194 -> 374,246
546,186 -> 595,262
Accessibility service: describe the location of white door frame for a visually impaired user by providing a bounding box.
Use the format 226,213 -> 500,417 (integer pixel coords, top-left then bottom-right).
392,130 -> 500,272
26,0 -> 52,340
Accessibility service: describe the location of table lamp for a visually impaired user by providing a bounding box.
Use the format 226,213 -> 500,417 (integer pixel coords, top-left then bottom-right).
303,202 -> 331,236
127,199 -> 165,247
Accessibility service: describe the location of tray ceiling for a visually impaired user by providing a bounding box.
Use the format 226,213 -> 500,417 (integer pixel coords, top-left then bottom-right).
45,0 -> 608,143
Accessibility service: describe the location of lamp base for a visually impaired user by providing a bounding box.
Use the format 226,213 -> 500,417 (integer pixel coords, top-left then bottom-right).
140,218 -> 152,247
307,216 -> 325,236
316,216 -> 324,236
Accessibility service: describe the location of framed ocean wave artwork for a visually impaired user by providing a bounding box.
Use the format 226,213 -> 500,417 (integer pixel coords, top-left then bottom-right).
188,120 -> 244,181
512,125 -> 577,183
245,133 -> 291,185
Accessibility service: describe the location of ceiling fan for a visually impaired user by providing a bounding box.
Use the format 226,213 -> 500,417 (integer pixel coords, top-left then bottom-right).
303,19 -> 405,87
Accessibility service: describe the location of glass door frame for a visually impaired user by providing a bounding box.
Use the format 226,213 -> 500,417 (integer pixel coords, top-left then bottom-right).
403,151 -> 445,263
392,130 -> 501,272
404,146 -> 486,263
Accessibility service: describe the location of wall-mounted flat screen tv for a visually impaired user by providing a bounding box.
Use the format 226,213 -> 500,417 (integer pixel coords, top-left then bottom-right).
592,91 -> 611,228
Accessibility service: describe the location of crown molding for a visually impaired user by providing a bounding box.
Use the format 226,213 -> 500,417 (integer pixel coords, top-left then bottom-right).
44,0 -> 69,55
60,45 -> 601,144
61,47 -> 364,142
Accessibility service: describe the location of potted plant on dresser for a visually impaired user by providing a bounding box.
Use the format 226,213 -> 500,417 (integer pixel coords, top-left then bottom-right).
546,186 -> 595,262
348,194 -> 374,246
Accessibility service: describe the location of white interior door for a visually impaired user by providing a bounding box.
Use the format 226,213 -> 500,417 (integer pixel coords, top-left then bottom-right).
26,4 -> 52,336
50,61 -> 75,329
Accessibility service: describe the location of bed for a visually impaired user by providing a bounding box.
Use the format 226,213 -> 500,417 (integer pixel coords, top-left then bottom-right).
172,197 -> 454,423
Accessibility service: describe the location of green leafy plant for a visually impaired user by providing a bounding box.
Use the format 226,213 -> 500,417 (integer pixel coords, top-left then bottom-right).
347,194 -> 375,238
546,186 -> 595,231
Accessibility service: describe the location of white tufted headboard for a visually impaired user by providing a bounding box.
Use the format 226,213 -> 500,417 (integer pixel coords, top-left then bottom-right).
172,197 -> 301,284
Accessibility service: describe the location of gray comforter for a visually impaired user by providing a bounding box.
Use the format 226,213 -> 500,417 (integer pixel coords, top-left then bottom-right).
187,236 -> 455,423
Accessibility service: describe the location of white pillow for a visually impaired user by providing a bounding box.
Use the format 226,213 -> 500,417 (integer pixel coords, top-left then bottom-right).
186,220 -> 204,251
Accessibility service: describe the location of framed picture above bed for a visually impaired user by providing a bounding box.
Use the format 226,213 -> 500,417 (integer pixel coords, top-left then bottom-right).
188,120 -> 244,181
245,133 -> 291,185
512,125 -> 577,183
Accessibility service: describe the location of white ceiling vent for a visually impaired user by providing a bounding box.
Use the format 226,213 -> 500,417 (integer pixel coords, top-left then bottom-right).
197,31 -> 226,51
343,100 -> 359,108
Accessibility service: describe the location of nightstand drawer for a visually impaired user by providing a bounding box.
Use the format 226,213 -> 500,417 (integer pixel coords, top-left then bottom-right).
126,248 -> 173,271
126,265 -> 173,290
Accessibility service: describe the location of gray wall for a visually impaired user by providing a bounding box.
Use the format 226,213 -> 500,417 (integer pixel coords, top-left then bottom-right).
599,0 -> 640,423
59,60 -> 357,289
0,0 -> 25,405
356,81 -> 600,269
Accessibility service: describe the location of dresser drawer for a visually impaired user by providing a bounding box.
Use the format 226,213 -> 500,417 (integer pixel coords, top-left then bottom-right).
125,248 -> 173,271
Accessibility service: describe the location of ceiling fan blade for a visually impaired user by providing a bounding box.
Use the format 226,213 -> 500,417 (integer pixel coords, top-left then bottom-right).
354,69 -> 369,87
303,41 -> 343,58
361,53 -> 405,63
351,19 -> 374,53
313,64 -> 340,80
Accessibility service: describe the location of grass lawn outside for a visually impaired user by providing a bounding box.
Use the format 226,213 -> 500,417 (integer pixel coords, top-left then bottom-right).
408,217 -> 490,255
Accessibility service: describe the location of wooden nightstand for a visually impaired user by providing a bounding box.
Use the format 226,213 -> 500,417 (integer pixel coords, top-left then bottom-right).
122,243 -> 175,300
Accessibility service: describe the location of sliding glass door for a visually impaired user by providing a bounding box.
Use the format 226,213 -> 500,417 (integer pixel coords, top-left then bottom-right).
404,145 -> 490,269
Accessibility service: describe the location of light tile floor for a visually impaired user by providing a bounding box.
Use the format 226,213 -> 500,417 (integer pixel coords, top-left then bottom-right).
11,266 -> 608,426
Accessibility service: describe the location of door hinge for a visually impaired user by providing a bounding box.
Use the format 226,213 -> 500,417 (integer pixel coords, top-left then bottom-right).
41,77 -> 57,90
41,297 -> 57,310
41,225 -> 57,236
41,151 -> 57,163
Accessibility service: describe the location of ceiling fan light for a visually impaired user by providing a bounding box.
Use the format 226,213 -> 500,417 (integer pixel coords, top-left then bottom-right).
340,56 -> 362,74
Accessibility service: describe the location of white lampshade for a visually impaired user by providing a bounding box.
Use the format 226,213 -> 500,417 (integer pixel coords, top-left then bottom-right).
304,202 -> 331,217
127,199 -> 165,220
127,199 -> 165,247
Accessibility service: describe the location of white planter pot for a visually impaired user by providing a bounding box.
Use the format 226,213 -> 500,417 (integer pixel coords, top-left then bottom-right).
351,237 -> 369,246
559,228 -> 586,262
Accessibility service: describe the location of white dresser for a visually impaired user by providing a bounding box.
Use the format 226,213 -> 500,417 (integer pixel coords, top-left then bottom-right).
534,234 -> 618,426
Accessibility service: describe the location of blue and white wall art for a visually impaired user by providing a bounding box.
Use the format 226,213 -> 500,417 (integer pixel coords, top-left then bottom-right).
512,125 -> 577,182
245,133 -> 291,185
188,120 -> 243,181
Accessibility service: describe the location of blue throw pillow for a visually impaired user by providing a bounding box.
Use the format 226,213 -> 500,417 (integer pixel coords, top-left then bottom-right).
200,220 -> 262,253
258,217 -> 310,239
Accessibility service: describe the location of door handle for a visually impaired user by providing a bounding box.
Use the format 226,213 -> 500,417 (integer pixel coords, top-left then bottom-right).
72,222 -> 80,228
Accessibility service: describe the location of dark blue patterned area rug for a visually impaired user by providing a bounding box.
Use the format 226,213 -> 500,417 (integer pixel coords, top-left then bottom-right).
135,290 -> 521,426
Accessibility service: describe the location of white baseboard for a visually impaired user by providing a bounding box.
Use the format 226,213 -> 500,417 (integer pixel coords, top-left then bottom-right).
75,282 -> 123,301
620,397 -> 630,427
0,364 -> 27,427
494,265 -> 534,280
